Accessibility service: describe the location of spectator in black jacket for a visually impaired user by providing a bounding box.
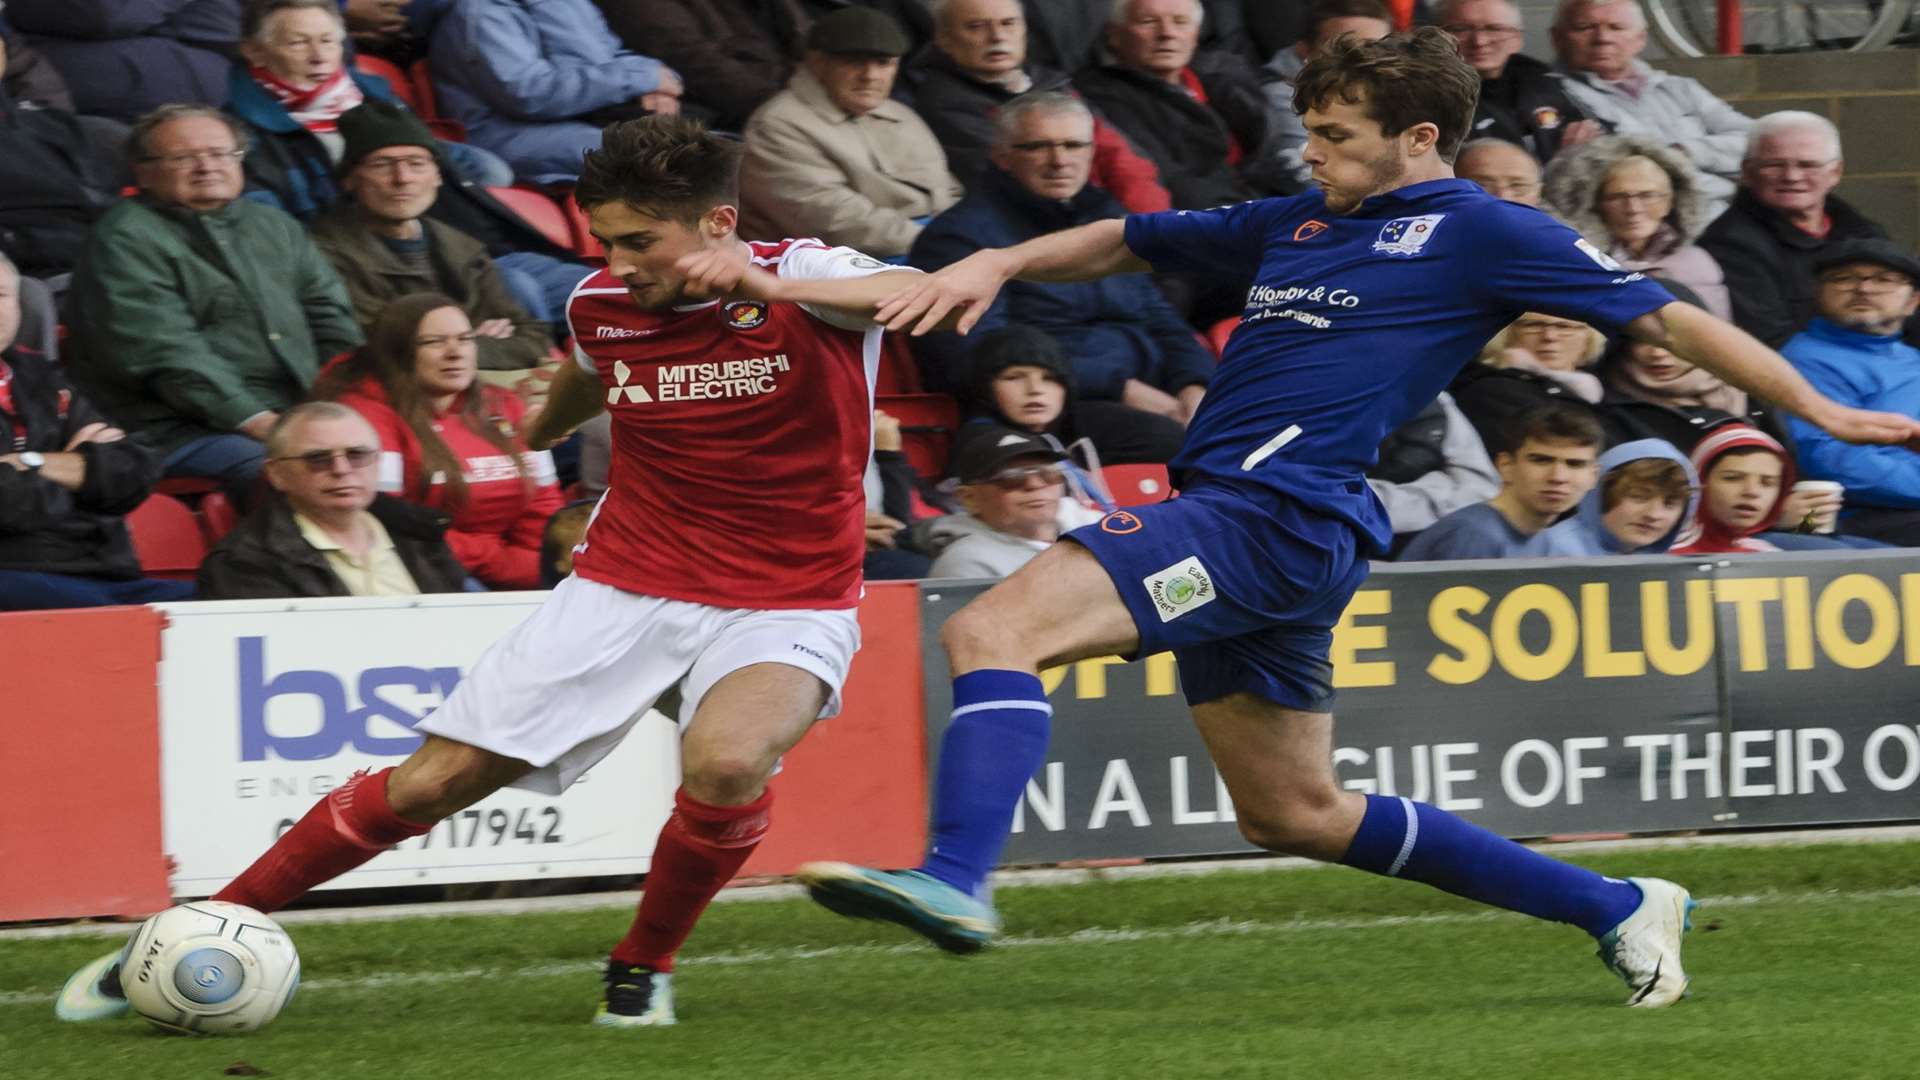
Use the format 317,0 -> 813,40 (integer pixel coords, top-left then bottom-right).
1696,111 -> 1915,348
0,58 -> 121,283
5,0 -> 241,121
595,0 -> 808,131
1438,0 -> 1595,162
0,254 -> 194,610
198,401 -> 468,599
1074,0 -> 1297,210
909,92 -> 1213,431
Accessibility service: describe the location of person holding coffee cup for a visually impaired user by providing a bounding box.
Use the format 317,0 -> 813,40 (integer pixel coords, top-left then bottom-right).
1671,423 -> 1854,555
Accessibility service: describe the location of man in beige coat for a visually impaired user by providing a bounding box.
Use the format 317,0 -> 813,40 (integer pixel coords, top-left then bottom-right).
739,7 -> 963,258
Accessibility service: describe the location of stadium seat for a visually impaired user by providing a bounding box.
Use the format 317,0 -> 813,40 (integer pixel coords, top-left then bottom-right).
352,55 -> 420,113
876,393 -> 959,479
875,333 -> 924,395
125,495 -> 209,581
1103,463 -> 1173,507
487,187 -> 577,252
1206,317 -> 1238,357
154,477 -> 220,499
403,60 -> 467,142
560,191 -> 604,261
198,492 -> 239,544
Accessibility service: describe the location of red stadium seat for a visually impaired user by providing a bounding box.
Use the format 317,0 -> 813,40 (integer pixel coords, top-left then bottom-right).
875,333 -> 924,395
1206,317 -> 1238,357
154,476 -> 220,499
125,495 -> 209,580
560,191 -> 604,261
1103,463 -> 1173,507
876,393 -> 959,479
198,491 -> 239,544
352,55 -> 420,113
487,187 -> 576,252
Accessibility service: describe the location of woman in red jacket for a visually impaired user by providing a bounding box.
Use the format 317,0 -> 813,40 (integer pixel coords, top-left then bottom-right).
319,293 -> 563,589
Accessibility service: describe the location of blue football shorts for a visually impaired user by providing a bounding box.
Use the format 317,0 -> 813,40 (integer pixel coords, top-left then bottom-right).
1064,482 -> 1371,712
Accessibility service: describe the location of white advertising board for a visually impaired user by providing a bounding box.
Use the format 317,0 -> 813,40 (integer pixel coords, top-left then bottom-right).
156,594 -> 677,895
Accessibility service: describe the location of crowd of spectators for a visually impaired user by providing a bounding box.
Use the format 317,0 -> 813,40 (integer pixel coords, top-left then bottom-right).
4,0 -> 1920,612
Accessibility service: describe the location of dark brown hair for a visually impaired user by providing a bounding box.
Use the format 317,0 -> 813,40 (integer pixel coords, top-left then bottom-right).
1292,27 -> 1481,162
1601,458 -> 1690,512
1503,403 -> 1604,456
574,116 -> 742,225
313,293 -> 524,508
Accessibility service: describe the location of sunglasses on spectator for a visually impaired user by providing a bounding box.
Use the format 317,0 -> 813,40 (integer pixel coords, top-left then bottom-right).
1820,271 -> 1913,292
979,464 -> 1065,490
143,148 -> 247,168
272,447 -> 380,472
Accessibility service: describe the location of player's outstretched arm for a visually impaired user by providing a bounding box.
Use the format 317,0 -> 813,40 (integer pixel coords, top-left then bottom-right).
1629,301 -> 1920,450
676,245 -> 962,331
875,219 -> 1151,336
522,360 -> 606,452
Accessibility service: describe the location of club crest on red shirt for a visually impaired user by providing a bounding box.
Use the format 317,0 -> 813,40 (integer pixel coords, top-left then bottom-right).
724,301 -> 768,330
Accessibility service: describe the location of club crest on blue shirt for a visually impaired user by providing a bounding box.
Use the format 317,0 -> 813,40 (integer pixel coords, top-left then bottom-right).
1372,214 -> 1446,257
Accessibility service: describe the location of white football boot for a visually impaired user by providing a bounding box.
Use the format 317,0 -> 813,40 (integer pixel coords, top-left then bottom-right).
1595,877 -> 1697,1008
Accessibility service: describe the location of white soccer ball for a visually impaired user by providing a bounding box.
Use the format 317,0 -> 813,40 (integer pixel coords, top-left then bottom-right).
120,901 -> 301,1035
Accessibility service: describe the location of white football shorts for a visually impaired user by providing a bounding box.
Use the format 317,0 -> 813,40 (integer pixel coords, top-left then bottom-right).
414,575 -> 862,794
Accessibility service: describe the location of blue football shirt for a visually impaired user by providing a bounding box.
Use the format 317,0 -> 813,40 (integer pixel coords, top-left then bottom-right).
1124,178 -> 1675,552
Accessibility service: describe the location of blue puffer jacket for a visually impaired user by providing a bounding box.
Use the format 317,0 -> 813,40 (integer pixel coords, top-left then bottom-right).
1782,317 -> 1920,510
907,168 -> 1215,400
427,0 -> 675,182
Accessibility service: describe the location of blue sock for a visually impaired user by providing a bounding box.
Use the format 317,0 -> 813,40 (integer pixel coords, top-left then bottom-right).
1341,795 -> 1642,937
918,669 -> 1052,898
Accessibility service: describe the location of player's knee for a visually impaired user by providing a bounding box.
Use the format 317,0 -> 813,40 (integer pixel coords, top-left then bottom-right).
387,742 -> 519,821
680,751 -> 772,806
941,603 -> 1021,669
1235,787 -> 1350,857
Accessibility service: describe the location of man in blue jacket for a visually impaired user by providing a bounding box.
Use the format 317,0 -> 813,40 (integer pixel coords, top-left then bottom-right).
1782,238 -> 1920,545
909,90 -> 1213,425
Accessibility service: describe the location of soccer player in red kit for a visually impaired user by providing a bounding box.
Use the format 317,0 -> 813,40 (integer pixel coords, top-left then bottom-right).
56,116 -> 954,1029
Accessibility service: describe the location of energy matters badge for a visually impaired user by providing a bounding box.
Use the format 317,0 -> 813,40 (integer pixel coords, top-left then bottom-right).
1143,556 -> 1217,622
1372,214 -> 1446,258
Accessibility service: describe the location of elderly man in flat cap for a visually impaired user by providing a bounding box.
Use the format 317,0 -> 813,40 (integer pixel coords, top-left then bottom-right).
739,6 -> 964,258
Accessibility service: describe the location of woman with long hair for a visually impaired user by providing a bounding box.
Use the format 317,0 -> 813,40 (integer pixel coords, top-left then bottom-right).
317,293 -> 563,589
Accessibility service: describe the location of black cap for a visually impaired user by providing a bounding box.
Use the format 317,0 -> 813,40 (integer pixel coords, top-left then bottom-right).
336,99 -> 438,178
806,6 -> 911,57
952,425 -> 1067,484
1811,237 -> 1920,282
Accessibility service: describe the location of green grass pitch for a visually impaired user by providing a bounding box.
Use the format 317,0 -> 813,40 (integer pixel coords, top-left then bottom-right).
2,839 -> 1915,1080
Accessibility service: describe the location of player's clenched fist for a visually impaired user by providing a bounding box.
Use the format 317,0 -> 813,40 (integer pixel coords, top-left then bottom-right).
876,249 -> 1017,336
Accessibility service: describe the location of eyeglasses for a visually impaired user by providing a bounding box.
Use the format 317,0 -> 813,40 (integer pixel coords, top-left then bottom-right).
143,148 -> 247,169
362,155 -> 438,176
415,332 -> 480,348
1750,158 -> 1837,176
1008,139 -> 1093,155
981,464 -> 1065,490
1820,272 -> 1913,293
1600,189 -> 1671,207
1513,318 -> 1588,338
1441,24 -> 1522,39
272,446 -> 379,472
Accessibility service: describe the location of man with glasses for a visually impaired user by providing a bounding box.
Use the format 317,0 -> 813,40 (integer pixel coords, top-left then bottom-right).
65,104 -> 362,504
1438,0 -> 1595,163
1699,112 -> 1915,349
1549,0 -> 1750,215
1778,239 -> 1920,545
198,401 -> 469,598
311,101 -> 556,373
908,91 -> 1214,426
1454,137 -> 1542,206
928,426 -> 1072,579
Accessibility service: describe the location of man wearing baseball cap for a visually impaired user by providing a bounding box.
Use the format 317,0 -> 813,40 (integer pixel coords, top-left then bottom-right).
927,425 -> 1073,579
739,6 -> 963,258
1779,237 -> 1920,544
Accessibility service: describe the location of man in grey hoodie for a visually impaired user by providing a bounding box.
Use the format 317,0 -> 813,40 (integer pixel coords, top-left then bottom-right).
1528,437 -> 1698,556
927,425 -> 1074,579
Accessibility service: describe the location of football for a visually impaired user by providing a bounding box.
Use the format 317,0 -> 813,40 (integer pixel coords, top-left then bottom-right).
119,902 -> 301,1035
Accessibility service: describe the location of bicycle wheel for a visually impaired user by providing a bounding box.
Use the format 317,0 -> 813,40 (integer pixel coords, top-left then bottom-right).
1643,0 -> 1913,56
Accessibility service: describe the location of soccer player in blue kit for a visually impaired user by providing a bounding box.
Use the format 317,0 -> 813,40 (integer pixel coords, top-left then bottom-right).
799,29 -> 1920,1007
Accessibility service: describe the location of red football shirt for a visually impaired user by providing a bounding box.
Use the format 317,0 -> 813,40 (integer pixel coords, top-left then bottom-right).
564,238 -> 890,610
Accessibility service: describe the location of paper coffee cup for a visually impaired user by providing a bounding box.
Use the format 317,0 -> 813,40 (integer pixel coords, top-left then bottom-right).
1792,480 -> 1844,534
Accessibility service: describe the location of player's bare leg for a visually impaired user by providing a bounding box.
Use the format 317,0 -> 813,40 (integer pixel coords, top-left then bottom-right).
57,736 -> 529,1022
597,662 -> 827,1028
800,542 -> 1136,951
1190,693 -> 1692,1007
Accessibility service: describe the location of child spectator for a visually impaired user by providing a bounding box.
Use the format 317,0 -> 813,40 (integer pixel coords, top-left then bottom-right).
1527,438 -> 1697,556
1399,402 -> 1602,561
319,293 -> 563,590
1670,424 -> 1793,555
956,325 -> 1185,468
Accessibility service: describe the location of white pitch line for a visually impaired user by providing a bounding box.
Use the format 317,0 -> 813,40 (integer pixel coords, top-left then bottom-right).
3,885 -> 1915,1009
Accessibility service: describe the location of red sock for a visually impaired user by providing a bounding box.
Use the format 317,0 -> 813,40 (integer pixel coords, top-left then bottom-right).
212,768 -> 431,912
610,787 -> 772,972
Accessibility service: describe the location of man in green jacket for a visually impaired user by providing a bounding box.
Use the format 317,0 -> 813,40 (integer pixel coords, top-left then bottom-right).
67,104 -> 363,501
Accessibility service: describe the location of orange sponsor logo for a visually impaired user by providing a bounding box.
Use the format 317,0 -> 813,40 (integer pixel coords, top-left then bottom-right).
1101,511 -> 1145,535
1293,220 -> 1330,242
